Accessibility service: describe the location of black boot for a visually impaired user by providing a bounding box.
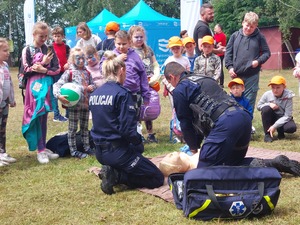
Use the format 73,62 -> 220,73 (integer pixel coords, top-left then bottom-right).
264,155 -> 300,176
98,165 -> 120,195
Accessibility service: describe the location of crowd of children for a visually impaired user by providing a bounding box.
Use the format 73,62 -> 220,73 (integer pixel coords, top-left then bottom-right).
0,18 -> 299,169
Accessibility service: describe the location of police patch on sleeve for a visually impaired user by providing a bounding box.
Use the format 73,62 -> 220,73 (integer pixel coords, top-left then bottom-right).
128,104 -> 136,112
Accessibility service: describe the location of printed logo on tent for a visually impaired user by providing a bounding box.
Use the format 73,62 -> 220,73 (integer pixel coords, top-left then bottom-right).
158,39 -> 169,53
229,201 -> 247,216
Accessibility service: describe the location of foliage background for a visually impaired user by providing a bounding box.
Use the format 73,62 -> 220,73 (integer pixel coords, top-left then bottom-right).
0,0 -> 299,66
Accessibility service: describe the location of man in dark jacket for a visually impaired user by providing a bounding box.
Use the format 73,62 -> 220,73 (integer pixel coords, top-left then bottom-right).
225,11 -> 270,111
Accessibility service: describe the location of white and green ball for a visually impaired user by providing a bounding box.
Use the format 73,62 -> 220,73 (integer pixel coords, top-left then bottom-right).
60,82 -> 81,107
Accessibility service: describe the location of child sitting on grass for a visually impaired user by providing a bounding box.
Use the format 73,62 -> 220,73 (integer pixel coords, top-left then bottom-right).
257,75 -> 297,142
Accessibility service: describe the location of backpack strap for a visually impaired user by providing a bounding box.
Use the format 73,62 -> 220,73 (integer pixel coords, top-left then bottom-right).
68,69 -> 72,82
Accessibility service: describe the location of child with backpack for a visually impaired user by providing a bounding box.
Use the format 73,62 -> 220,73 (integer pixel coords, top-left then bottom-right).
128,25 -> 161,143
53,47 -> 96,159
21,21 -> 60,164
0,38 -> 17,166
96,21 -> 120,58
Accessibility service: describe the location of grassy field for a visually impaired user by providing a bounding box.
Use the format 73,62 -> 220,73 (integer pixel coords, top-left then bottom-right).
1,68 -> 300,225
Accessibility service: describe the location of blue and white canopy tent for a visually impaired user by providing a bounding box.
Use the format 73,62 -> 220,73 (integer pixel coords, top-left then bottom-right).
64,0 -> 180,65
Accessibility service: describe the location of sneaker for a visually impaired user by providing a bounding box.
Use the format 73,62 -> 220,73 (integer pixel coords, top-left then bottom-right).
251,126 -> 256,134
141,135 -> 149,144
147,133 -> 158,143
53,114 -> 68,122
37,152 -> 49,164
271,155 -> 300,176
45,149 -> 59,160
0,160 -> 10,167
70,150 -> 88,159
0,153 -> 17,163
264,134 -> 273,143
99,165 -> 119,195
85,148 -> 95,156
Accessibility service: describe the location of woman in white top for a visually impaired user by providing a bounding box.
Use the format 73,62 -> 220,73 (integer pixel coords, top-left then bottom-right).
75,22 -> 101,49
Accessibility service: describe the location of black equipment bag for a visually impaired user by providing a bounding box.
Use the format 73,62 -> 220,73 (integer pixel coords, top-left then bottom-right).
169,166 -> 282,221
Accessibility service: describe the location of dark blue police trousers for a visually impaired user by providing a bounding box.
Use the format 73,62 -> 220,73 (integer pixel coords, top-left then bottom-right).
198,107 -> 253,167
95,142 -> 164,189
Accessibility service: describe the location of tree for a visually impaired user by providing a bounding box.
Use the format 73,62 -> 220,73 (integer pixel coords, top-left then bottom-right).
212,0 -> 300,40
264,0 -> 300,40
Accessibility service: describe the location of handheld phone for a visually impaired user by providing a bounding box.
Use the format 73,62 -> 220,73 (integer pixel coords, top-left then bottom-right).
47,46 -> 53,54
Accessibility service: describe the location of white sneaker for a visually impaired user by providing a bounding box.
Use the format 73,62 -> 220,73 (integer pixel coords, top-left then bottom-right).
0,153 -> 17,163
251,126 -> 256,134
37,152 -> 49,164
0,160 -> 10,167
45,149 -> 59,160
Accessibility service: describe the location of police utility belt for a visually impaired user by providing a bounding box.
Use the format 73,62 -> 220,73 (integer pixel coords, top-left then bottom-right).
98,139 -> 123,150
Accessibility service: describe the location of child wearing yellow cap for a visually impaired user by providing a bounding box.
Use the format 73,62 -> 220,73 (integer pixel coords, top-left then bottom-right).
228,78 -> 253,117
193,35 -> 221,83
228,78 -> 255,134
183,37 -> 198,72
257,75 -> 297,142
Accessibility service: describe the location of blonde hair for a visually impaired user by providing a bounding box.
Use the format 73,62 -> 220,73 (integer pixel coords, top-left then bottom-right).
128,25 -> 150,57
243,12 -> 259,25
0,38 -> 8,50
32,21 -> 49,35
68,47 -> 84,64
102,51 -> 125,81
76,22 -> 92,40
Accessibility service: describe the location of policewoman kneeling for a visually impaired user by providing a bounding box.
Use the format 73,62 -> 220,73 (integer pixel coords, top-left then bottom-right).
89,51 -> 164,195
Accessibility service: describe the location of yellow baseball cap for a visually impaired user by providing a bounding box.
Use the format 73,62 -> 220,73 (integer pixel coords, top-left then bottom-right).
167,36 -> 183,48
182,37 -> 195,46
201,35 -> 214,45
268,75 -> 286,86
105,21 -> 120,32
228,78 -> 244,88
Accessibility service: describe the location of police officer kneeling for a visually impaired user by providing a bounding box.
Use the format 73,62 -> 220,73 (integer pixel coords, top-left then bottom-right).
89,51 -> 164,195
164,62 -> 300,176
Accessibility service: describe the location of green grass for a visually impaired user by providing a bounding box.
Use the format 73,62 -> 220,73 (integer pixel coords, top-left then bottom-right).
1,68 -> 300,225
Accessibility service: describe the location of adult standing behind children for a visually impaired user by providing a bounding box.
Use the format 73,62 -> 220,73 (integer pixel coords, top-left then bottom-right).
100,30 -> 150,118
214,24 -> 226,87
51,26 -> 70,122
257,76 -> 297,143
129,25 -> 161,143
53,47 -> 96,159
76,22 -> 101,49
21,21 -> 60,164
193,35 -> 221,83
225,11 -> 270,111
96,21 -> 120,54
90,51 -> 164,195
193,3 -> 225,56
0,38 -> 17,166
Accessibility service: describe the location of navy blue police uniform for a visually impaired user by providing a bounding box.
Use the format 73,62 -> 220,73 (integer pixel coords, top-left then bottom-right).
89,81 -> 164,189
173,73 -> 253,167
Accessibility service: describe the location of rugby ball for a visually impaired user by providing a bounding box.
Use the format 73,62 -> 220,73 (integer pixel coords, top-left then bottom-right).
60,82 -> 81,107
